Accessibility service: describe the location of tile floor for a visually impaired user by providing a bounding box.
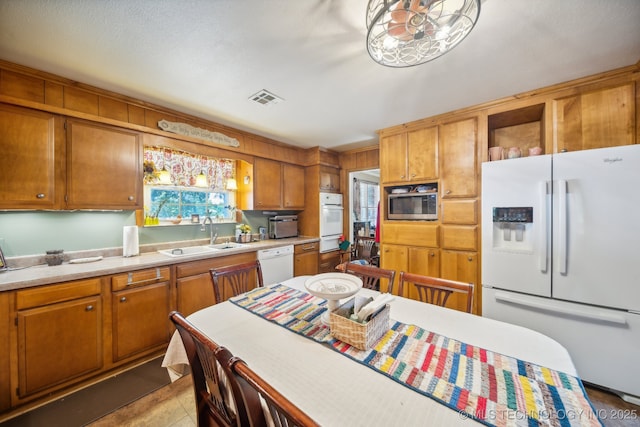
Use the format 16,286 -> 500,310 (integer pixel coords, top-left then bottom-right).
87,375 -> 195,427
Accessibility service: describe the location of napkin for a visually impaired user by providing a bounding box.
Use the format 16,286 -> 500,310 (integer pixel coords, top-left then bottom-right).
355,293 -> 394,322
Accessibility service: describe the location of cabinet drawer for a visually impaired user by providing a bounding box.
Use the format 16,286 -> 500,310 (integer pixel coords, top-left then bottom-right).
441,225 -> 478,251
16,278 -> 102,310
383,223 -> 439,247
111,267 -> 170,291
295,242 -> 319,254
441,199 -> 477,224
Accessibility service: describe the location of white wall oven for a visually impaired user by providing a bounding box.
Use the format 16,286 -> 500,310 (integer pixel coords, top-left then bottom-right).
319,192 -> 343,253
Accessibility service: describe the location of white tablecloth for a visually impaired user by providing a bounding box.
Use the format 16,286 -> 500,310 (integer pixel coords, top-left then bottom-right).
162,276 -> 577,426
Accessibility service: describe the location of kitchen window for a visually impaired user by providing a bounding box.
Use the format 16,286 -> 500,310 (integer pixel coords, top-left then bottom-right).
143,146 -> 237,225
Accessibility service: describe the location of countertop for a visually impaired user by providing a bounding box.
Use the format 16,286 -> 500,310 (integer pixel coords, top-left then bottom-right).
0,236 -> 319,292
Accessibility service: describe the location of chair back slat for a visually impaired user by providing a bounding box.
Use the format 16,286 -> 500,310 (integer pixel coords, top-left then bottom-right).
232,359 -> 320,427
339,262 -> 399,295
170,311 -> 251,427
399,272 -> 474,313
211,260 -> 264,303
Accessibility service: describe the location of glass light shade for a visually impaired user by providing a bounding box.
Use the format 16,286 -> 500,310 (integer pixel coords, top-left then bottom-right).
366,0 -> 480,67
195,172 -> 208,188
157,169 -> 172,185
226,178 -> 238,190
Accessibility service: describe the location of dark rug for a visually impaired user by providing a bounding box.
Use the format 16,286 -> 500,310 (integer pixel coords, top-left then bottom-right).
1,356 -> 170,427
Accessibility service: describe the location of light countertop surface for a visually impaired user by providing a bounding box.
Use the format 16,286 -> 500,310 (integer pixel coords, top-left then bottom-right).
0,236 -> 319,292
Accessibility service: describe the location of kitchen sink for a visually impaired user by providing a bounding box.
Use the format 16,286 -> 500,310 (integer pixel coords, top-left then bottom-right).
158,246 -> 219,257
208,242 -> 247,250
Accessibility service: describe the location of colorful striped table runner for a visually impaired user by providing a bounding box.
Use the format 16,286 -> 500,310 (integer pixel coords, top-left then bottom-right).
230,284 -> 602,427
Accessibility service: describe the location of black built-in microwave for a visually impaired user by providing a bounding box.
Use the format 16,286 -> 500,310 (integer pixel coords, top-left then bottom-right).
387,192 -> 438,220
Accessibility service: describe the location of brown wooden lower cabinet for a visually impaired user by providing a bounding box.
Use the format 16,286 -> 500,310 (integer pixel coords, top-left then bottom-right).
14,279 -> 103,399
176,252 -> 256,314
319,250 -> 341,273
294,242 -> 319,276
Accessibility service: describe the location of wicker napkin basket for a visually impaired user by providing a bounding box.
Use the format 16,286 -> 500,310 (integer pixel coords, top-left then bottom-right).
329,299 -> 390,350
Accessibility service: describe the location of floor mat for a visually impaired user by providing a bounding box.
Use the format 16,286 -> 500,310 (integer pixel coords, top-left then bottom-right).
1,356 -> 171,427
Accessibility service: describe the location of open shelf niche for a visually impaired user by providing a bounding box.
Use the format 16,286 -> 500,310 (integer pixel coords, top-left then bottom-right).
487,103 -> 546,160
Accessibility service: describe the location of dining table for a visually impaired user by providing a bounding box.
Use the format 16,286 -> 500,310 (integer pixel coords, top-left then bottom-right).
162,275 -> 599,426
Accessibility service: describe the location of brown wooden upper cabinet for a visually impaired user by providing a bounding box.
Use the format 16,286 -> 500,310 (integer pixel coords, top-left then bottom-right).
553,82 -> 635,153
439,117 -> 478,198
246,158 -> 305,210
66,119 -> 142,210
380,126 -> 438,184
0,103 -> 66,209
319,165 -> 340,192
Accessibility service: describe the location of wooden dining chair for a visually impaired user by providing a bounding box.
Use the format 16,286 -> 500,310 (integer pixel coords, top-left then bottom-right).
231,358 -> 320,427
210,260 -> 264,303
350,236 -> 379,266
337,262 -> 399,295
398,272 -> 474,313
169,311 -> 251,427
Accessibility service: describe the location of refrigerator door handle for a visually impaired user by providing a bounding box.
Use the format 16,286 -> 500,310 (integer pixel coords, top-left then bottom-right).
558,179 -> 568,274
538,181 -> 549,272
493,292 -> 628,325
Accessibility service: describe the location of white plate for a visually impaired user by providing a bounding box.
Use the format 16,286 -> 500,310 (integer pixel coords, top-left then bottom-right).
304,273 -> 363,300
69,256 -> 103,264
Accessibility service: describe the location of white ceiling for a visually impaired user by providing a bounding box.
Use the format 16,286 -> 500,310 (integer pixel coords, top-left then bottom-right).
1,1 -> 639,152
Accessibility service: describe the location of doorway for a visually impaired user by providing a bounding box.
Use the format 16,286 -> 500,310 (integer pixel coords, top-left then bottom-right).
348,169 -> 380,245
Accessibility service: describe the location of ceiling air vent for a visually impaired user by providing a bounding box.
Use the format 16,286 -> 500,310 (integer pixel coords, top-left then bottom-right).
248,89 -> 284,106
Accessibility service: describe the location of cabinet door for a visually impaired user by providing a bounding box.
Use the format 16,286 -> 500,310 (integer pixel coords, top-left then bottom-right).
380,243 -> 408,274
176,273 -> 216,316
0,103 -> 65,209
253,158 -> 282,209
283,163 -> 305,209
440,250 -> 478,313
554,83 -> 635,152
17,296 -> 102,396
112,282 -> 170,361
440,117 -> 478,198
294,243 -> 319,276
407,126 -> 438,181
66,119 -> 142,209
380,133 -> 408,183
319,165 -> 340,192
404,247 -> 440,299
319,251 -> 341,273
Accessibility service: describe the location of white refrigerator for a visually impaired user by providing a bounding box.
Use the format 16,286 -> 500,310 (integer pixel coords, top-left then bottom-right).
481,144 -> 640,404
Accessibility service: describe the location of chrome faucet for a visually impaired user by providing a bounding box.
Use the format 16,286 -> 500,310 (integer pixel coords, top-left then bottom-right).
201,215 -> 218,244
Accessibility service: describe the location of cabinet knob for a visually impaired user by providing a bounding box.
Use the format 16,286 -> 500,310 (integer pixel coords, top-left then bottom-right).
411,173 -> 416,178
400,175 -> 405,179
446,190 -> 451,194
36,193 -> 46,199
86,305 -> 94,311
120,297 -> 127,303
430,252 -> 435,257
467,256 -> 473,262
128,196 -> 134,201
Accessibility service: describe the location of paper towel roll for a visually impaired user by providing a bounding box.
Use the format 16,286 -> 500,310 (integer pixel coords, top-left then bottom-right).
123,226 -> 139,257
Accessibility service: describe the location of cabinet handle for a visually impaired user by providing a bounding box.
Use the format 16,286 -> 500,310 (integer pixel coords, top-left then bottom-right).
301,244 -> 316,251
86,305 -> 94,311
128,196 -> 134,201
120,297 -> 127,303
36,193 -> 46,199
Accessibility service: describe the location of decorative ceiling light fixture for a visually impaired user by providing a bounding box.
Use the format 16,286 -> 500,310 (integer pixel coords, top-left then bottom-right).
366,0 -> 481,67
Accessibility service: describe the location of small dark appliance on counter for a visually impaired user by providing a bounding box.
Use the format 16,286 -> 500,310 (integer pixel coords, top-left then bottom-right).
269,215 -> 298,239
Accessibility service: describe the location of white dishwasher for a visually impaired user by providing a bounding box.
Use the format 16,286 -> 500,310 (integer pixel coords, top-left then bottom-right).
257,245 -> 294,285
